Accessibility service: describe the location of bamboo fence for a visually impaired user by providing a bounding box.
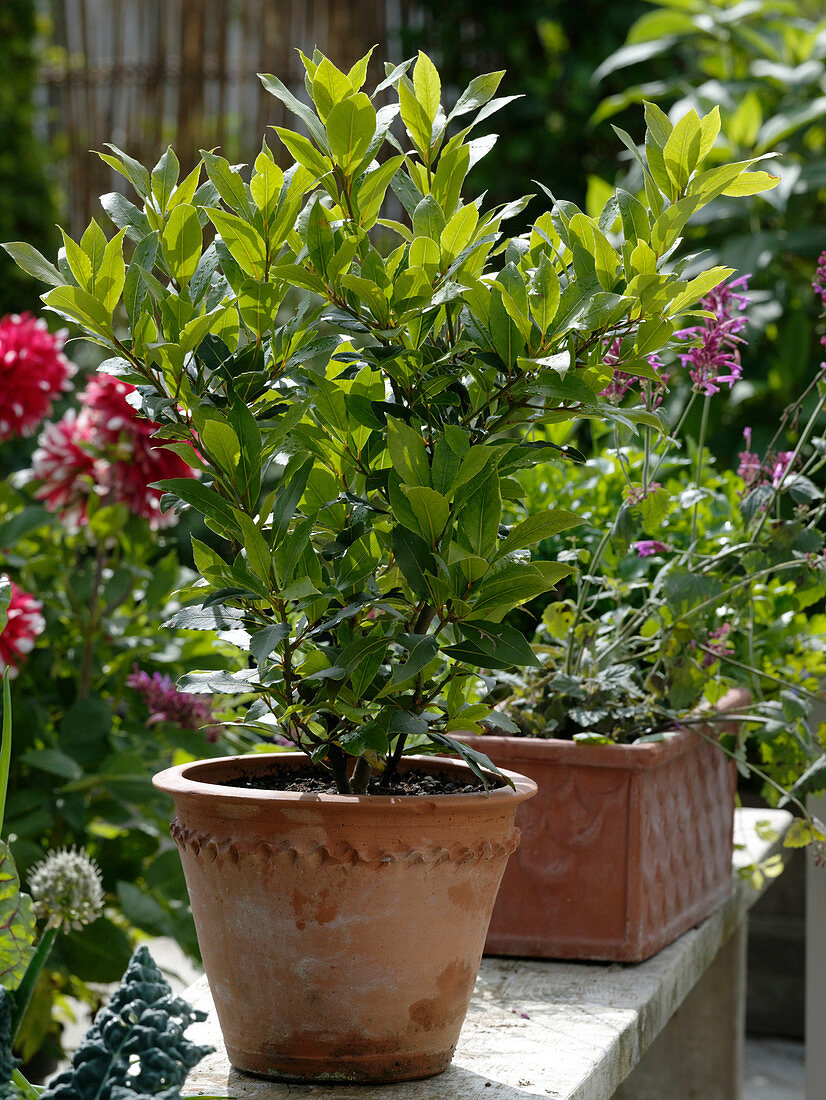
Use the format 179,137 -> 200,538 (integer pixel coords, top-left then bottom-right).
38,0 -> 415,234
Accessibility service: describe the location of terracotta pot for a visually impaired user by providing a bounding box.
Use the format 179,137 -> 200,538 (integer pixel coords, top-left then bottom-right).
153,752 -> 536,1083
459,694 -> 745,962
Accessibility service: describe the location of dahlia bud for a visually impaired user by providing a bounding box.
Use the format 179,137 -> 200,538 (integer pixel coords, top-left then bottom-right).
28,848 -> 104,930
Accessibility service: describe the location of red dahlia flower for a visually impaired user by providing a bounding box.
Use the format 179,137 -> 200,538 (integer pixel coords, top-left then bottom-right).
0,313 -> 74,440
0,582 -> 45,676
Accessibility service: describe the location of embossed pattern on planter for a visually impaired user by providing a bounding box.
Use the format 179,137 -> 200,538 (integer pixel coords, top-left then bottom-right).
169,820 -> 522,867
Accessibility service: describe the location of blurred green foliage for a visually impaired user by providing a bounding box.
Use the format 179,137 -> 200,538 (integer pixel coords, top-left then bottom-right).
592,0 -> 826,458
0,0 -> 57,315
401,0 -> 649,213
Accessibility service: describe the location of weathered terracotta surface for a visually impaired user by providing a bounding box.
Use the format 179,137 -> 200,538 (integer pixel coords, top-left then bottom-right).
460,719 -> 739,962
152,753 -> 536,1083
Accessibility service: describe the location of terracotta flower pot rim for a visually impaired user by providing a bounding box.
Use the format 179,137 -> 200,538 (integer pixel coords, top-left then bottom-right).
153,751 -> 537,809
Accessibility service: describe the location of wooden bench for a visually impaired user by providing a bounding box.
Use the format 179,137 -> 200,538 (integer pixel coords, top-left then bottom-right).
182,807 -> 792,1100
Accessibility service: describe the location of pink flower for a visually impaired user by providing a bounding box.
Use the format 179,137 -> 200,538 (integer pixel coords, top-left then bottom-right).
737,427 -> 762,487
633,540 -> 671,557
0,582 -> 45,676
80,374 -> 195,527
813,251 -> 826,305
702,622 -> 734,667
32,374 -> 196,530
735,428 -> 797,493
31,411 -> 101,527
126,665 -> 221,741
624,482 -> 662,505
676,276 -> 750,395
0,314 -> 74,441
770,450 -> 795,489
599,340 -> 667,406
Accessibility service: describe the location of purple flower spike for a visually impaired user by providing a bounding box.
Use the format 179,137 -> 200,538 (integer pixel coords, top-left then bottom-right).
676,275 -> 751,395
127,665 -> 221,740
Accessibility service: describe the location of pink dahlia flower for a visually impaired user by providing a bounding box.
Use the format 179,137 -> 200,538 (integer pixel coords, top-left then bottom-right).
0,314 -> 74,441
32,373 -> 196,529
31,411 -> 101,527
81,374 -> 195,528
0,582 -> 45,676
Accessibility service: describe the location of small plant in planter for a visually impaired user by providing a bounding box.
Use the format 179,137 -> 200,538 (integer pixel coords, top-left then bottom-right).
5,51 -> 777,1080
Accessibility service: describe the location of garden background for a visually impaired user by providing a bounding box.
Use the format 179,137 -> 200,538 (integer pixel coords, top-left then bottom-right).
1,0 -> 824,1078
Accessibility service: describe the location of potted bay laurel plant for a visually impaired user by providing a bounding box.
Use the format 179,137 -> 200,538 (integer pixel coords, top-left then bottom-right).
4,51 -> 777,1082
462,264 -> 826,962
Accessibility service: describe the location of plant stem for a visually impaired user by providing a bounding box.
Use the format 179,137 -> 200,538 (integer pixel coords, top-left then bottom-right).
78,542 -> 108,701
12,1069 -> 40,1099
12,926 -> 59,1044
751,389 -> 826,543
0,670 -> 10,835
350,756 -> 373,794
326,745 -> 352,794
688,392 -> 712,564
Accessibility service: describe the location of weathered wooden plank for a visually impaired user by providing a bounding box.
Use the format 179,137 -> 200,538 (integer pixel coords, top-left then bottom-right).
181,808 -> 792,1100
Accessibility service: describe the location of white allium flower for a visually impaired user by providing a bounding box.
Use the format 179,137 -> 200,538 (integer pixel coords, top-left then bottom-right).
28,847 -> 104,930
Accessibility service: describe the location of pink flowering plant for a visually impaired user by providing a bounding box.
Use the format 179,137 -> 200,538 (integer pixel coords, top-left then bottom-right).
0,311 -> 248,1062
490,263 -> 826,823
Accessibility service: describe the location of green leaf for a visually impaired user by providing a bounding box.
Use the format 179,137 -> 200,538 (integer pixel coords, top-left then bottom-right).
402,485 -> 450,545
305,198 -> 336,281
61,918 -> 133,984
273,127 -> 333,181
20,747 -> 83,780
249,623 -> 291,664
259,72 -> 330,149
469,561 -> 573,620
457,470 -> 501,557
1,242 -> 65,287
271,456 -> 314,546
348,637 -> 389,699
155,478 -> 242,537
499,508 -> 585,555
311,56 -> 354,120
720,171 -> 780,197
200,417 -> 240,475
445,620 -> 541,670
399,79 -> 433,158
528,252 -> 560,334
206,209 -> 267,279
391,525 -> 436,599
98,143 -> 151,198
178,668 -> 263,694
201,149 -> 254,219
413,51 -> 441,122
387,417 -> 431,487
412,194 -> 446,241
488,285 -> 524,367
663,109 -> 702,192
356,156 -> 405,228
326,92 -> 376,174
91,228 -> 127,314
162,203 -> 202,286
449,71 -> 505,120
151,146 -> 180,212
389,634 -> 440,687
0,841 -> 35,990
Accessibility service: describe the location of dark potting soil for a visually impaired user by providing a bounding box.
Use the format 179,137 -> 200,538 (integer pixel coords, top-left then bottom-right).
223,765 -> 496,796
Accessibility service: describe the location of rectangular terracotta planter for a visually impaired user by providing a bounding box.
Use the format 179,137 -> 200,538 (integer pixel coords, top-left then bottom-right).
460,723 -> 737,962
